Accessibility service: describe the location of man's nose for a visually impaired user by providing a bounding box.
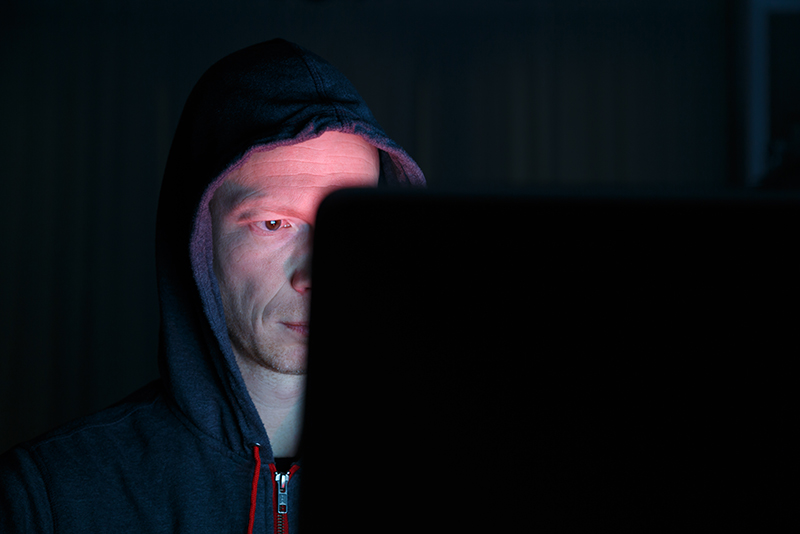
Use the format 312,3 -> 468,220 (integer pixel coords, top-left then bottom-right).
290,262 -> 311,295
289,229 -> 312,295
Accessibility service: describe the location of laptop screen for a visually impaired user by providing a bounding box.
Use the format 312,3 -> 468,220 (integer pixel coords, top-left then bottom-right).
299,189 -> 796,531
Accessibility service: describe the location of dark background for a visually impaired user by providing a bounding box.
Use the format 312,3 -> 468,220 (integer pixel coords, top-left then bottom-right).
1,0 -> 798,454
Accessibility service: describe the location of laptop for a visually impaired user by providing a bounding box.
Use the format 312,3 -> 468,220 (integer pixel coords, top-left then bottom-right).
299,188 -> 797,531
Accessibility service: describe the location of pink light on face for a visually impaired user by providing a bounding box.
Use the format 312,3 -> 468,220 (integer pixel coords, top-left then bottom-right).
210,132 -> 380,375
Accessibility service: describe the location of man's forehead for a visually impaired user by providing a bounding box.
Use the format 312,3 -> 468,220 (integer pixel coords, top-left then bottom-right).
221,165 -> 368,204
217,178 -> 341,212
234,134 -> 377,182
213,139 -> 378,217
228,163 -> 370,191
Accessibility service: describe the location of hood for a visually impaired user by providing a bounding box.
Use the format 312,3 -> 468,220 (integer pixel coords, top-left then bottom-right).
155,38 -> 425,461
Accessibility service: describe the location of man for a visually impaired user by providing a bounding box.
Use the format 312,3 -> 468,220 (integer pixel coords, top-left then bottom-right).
0,38 -> 425,533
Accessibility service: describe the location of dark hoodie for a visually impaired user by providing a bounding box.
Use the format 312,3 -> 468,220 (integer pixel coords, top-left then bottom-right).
0,39 -> 425,533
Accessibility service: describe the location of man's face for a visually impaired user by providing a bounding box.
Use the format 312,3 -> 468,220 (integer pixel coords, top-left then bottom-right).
210,132 -> 379,375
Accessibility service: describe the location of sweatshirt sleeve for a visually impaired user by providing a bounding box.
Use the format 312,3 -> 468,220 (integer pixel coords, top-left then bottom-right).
0,446 -> 54,533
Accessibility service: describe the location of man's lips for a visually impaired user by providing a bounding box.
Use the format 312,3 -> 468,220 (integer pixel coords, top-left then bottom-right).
282,322 -> 309,336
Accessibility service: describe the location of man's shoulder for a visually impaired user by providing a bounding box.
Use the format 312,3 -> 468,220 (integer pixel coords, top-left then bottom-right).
0,380 -> 187,531
3,380 -> 177,466
0,380 -> 251,532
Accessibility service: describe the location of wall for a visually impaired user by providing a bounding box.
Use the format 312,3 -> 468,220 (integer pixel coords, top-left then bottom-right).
0,0 -> 733,453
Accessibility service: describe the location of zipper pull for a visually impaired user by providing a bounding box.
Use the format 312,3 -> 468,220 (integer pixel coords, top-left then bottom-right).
275,471 -> 290,515
272,464 -> 298,534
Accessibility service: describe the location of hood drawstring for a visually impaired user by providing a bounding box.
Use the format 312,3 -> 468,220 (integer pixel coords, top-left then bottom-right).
248,444 -> 261,534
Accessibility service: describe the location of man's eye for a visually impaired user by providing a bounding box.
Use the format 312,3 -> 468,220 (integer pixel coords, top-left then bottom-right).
258,220 -> 289,232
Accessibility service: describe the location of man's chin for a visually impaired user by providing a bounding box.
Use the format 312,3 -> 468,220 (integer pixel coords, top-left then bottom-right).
232,333 -> 308,375
262,350 -> 307,376
266,364 -> 307,376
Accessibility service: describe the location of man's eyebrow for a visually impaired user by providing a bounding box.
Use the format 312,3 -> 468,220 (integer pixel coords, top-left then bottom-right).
227,190 -> 303,220
229,190 -> 266,212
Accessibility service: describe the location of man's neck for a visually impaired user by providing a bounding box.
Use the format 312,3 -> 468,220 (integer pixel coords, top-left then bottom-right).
235,353 -> 306,458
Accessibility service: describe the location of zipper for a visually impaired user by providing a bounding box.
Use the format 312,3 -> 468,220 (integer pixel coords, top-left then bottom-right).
275,471 -> 289,534
270,463 -> 300,534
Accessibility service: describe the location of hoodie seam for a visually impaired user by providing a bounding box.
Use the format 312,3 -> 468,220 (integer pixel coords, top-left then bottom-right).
28,395 -> 161,452
162,394 -> 258,465
294,47 -> 344,125
23,447 -> 56,534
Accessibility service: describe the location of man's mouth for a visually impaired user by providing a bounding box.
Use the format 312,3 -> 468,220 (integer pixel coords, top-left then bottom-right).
282,322 -> 309,336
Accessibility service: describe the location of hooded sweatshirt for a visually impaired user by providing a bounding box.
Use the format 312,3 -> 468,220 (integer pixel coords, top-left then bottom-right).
0,38 -> 425,533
